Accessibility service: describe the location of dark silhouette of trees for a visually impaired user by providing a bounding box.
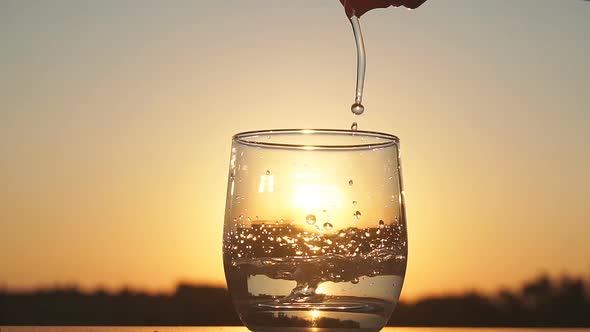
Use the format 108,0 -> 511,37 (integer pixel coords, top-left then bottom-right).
390,274 -> 590,327
1,273 -> 589,327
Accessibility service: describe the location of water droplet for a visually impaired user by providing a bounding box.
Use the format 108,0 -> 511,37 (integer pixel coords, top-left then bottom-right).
351,103 -> 364,115
266,170 -> 271,175
379,220 -> 385,229
354,211 -> 362,219
350,122 -> 358,131
306,214 -> 317,225
348,179 -> 354,186
352,200 -> 357,205
351,277 -> 359,284
323,222 -> 333,230
267,135 -> 271,139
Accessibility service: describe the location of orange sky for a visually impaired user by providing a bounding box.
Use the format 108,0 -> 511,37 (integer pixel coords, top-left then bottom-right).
1,0 -> 589,300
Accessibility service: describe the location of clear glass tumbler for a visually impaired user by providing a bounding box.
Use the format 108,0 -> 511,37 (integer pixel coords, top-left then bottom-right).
223,129 -> 407,331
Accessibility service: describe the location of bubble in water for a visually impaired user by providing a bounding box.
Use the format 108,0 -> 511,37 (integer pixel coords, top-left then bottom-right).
351,103 -> 365,115
266,170 -> 271,175
379,220 -> 385,229
351,277 -> 360,284
354,211 -> 362,219
350,122 -> 358,131
352,200 -> 357,205
306,214 -> 317,225
323,222 -> 333,230
348,179 -> 354,186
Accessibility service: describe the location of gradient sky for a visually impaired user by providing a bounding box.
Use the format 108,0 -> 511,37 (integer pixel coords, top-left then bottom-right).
1,0 -> 589,300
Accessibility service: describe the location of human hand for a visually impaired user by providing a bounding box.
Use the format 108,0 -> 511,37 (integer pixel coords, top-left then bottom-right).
339,0 -> 428,17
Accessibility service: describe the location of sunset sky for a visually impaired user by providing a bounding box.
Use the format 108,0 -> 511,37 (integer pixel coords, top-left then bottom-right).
1,0 -> 589,301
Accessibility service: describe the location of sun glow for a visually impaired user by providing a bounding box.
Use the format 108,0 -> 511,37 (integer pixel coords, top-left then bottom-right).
292,174 -> 343,212
309,309 -> 321,319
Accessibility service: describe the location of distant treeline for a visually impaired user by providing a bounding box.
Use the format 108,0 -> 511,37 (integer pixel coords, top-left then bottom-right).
1,274 -> 589,327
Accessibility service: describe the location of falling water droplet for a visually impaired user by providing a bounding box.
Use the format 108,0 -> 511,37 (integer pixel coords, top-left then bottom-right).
352,200 -> 357,205
306,214 -> 317,225
351,103 -> 365,115
351,277 -> 360,284
323,222 -> 333,230
350,122 -> 358,131
348,179 -> 354,186
266,170 -> 271,175
354,211 -> 362,219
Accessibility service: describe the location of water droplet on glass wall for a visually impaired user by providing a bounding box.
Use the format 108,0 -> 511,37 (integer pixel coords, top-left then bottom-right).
354,211 -> 362,219
306,214 -> 317,225
323,222 -> 333,230
348,179 -> 354,186
350,122 -> 358,131
266,170 -> 271,175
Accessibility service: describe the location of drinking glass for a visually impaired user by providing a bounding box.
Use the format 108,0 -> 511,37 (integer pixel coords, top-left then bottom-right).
223,129 -> 407,331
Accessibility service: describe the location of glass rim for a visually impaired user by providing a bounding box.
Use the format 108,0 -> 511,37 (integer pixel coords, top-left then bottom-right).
233,129 -> 399,150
